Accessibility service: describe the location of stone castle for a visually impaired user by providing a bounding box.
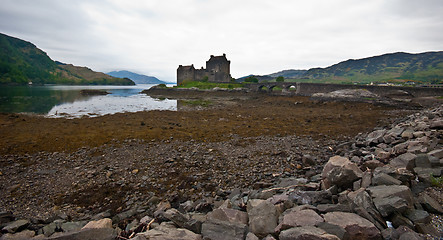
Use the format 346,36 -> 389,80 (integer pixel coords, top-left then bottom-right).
177,54 -> 232,85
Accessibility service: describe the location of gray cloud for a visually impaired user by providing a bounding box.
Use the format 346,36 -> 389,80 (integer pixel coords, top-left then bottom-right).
1,0 -> 442,82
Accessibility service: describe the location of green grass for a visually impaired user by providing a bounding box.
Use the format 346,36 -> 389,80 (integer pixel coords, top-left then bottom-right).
181,99 -> 212,107
430,174 -> 443,188
177,81 -> 243,89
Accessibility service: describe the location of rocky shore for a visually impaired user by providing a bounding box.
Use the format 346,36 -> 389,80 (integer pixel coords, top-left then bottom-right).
0,97 -> 442,239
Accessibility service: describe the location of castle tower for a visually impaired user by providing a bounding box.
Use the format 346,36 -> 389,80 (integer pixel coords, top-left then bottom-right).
206,53 -> 231,83
177,64 -> 195,86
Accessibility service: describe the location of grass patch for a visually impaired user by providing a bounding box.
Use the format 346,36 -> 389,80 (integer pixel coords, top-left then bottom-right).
177,81 -> 243,90
155,84 -> 168,88
430,174 -> 443,188
181,99 -> 213,107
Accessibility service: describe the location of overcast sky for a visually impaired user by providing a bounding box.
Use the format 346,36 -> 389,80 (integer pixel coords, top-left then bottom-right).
1,0 -> 443,82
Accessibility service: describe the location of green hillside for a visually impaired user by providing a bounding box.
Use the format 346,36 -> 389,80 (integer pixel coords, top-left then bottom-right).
0,33 -> 134,85
302,52 -> 443,84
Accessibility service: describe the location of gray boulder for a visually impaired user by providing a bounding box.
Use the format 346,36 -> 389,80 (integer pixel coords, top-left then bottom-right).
418,193 -> 443,214
279,226 -> 340,240
1,220 -> 29,234
323,212 -> 381,240
366,129 -> 387,145
414,154 -> 431,168
61,221 -> 88,233
428,148 -> 443,159
276,209 -> 324,232
0,229 -> 35,240
162,208 -> 201,233
389,153 -> 416,171
371,172 -> 402,186
367,185 -> 413,217
137,223 -> 202,240
201,220 -> 247,240
322,156 -> 363,189
245,232 -> 260,240
247,200 -> 278,238
405,209 -> 431,224
201,207 -> 248,240
46,228 -> 117,240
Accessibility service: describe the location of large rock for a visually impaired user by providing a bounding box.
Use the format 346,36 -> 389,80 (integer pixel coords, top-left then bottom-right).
162,208 -> 201,233
46,228 -> 117,240
428,148 -> 443,159
389,153 -> 416,171
366,129 -> 387,145
61,221 -> 88,233
0,212 -> 14,226
201,219 -> 247,240
0,229 -> 35,240
247,200 -> 278,238
245,232 -> 259,240
276,209 -> 324,231
322,156 -> 363,189
137,223 -> 202,240
207,208 -> 248,225
371,172 -> 402,186
201,208 -> 248,240
323,212 -> 381,240
418,193 -> 443,214
367,185 -> 413,217
288,189 -> 332,205
405,209 -> 431,224
317,222 -> 347,239
1,220 -> 29,234
81,218 -> 112,229
279,226 -> 340,240
414,154 -> 431,168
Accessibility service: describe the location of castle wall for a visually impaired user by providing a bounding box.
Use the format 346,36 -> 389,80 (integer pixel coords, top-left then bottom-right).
195,69 -> 207,82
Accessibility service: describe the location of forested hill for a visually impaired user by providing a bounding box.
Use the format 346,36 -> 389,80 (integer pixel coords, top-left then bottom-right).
0,33 -> 134,85
302,52 -> 443,84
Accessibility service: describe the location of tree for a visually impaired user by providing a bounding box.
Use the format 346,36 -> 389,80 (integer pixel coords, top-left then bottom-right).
244,76 -> 258,83
276,76 -> 285,82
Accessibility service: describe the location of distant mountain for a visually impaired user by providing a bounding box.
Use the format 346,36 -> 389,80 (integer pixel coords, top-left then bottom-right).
107,70 -> 166,84
268,69 -> 307,78
302,52 -> 443,84
0,33 -> 134,85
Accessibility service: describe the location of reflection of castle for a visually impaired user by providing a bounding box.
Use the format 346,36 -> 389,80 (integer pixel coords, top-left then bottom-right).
177,54 -> 232,86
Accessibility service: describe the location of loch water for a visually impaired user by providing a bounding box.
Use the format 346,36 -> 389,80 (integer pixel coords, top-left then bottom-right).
0,84 -> 177,118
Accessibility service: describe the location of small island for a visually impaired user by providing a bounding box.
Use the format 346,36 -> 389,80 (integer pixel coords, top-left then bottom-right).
79,89 -> 110,96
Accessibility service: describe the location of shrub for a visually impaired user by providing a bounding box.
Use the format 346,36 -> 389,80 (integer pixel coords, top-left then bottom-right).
276,76 -> 285,82
245,76 -> 258,83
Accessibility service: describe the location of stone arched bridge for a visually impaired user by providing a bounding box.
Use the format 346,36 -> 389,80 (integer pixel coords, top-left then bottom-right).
243,82 -> 442,98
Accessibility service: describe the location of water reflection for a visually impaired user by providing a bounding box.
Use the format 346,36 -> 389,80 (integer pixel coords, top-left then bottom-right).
0,85 -> 177,118
0,85 -> 90,114
47,94 -> 176,118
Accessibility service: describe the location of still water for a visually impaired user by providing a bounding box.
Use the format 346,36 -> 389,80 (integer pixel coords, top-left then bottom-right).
0,84 -> 177,118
